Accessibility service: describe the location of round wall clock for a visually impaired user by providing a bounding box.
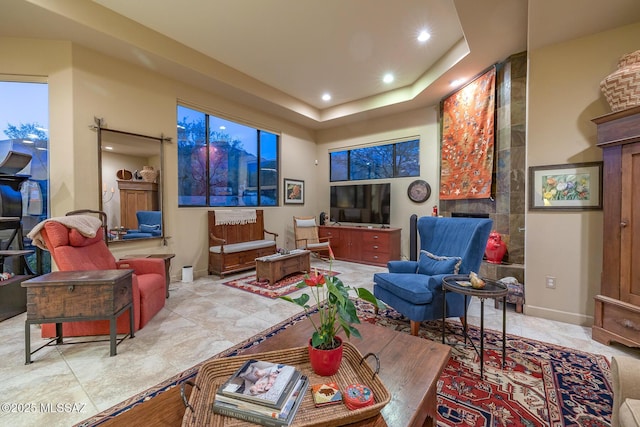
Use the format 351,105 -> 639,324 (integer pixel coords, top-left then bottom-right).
407,179 -> 431,203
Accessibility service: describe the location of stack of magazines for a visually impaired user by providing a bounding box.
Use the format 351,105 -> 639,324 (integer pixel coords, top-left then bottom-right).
212,359 -> 309,426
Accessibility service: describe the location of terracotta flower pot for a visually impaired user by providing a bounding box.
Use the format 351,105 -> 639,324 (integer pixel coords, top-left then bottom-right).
308,336 -> 343,376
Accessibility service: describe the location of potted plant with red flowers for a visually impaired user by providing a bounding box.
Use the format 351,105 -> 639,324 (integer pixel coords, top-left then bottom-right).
280,253 -> 385,376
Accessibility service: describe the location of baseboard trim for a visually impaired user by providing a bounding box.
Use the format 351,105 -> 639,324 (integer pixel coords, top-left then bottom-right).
524,304 -> 594,327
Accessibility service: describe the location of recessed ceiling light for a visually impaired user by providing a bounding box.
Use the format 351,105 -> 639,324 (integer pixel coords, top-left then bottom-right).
383,73 -> 394,84
417,30 -> 431,42
322,93 -> 331,102
450,78 -> 466,87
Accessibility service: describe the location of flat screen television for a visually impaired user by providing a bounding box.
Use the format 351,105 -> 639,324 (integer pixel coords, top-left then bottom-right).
330,183 -> 391,225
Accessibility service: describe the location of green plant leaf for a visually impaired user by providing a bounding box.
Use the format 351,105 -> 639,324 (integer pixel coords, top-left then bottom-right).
355,287 -> 386,309
346,324 -> 361,339
338,316 -> 352,339
311,331 -> 324,348
338,299 -> 358,320
279,293 -> 310,307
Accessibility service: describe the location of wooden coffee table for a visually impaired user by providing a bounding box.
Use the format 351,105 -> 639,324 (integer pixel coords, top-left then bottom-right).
99,314 -> 450,427
243,318 -> 450,427
255,250 -> 310,284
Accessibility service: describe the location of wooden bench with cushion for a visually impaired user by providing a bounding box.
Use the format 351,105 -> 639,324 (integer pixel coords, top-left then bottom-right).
208,209 -> 278,277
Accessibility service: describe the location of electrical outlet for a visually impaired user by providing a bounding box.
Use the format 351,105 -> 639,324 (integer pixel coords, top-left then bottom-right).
546,276 -> 556,289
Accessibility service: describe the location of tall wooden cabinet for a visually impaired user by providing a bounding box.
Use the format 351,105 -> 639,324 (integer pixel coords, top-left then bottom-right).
592,105 -> 640,348
319,225 -> 401,267
118,180 -> 158,229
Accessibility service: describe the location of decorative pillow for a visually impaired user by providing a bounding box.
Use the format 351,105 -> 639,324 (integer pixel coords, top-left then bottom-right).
417,250 -> 462,275
140,224 -> 161,233
295,218 -> 317,228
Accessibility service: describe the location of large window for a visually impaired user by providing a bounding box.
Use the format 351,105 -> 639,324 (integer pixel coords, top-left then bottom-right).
177,105 -> 279,207
0,80 -> 50,273
330,138 -> 420,182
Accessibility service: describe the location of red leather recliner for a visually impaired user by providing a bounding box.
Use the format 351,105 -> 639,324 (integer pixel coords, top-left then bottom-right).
39,220 -> 166,338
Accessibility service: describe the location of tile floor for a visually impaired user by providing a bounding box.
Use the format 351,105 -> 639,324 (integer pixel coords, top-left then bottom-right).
2,259 -> 639,426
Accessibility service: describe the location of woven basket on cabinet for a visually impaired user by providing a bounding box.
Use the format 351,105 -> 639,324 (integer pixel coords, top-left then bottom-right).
600,50 -> 640,112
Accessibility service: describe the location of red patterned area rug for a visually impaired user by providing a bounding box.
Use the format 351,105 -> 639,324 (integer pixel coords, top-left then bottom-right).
221,268 -> 337,298
355,302 -> 612,427
77,301 -> 612,427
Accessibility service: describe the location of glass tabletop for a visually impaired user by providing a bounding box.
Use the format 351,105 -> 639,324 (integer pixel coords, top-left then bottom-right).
442,274 -> 508,298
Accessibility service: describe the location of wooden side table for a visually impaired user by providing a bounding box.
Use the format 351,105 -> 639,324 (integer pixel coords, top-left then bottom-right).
22,269 -> 134,364
121,253 -> 175,298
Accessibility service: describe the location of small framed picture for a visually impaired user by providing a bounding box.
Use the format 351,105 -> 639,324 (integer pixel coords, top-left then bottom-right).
528,162 -> 603,210
284,178 -> 304,204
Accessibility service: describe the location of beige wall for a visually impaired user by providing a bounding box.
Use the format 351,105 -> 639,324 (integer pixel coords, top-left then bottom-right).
316,106 -> 441,259
525,22 -> 640,324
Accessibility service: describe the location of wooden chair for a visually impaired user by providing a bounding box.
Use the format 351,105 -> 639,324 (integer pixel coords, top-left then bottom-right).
293,216 -> 331,259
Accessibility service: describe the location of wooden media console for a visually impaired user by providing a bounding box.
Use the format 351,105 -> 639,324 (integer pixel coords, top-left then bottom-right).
319,225 -> 401,267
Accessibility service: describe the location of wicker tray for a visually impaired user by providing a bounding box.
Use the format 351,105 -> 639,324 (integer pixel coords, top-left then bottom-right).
181,342 -> 390,426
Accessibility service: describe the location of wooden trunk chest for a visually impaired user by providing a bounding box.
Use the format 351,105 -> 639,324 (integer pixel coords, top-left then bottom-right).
22,269 -> 135,363
255,250 -> 311,284
23,269 -> 133,320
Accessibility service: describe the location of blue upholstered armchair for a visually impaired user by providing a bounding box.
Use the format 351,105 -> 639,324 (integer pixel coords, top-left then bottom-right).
123,210 -> 162,240
373,216 -> 492,335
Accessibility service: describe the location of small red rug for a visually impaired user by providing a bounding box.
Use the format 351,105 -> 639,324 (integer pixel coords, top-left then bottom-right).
220,268 -> 338,298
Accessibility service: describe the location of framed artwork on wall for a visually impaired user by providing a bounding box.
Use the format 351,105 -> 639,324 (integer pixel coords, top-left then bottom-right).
284,178 -> 304,204
528,162 -> 603,210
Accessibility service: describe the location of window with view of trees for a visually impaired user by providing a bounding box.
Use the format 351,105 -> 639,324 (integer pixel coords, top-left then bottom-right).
177,105 -> 279,207
329,139 -> 419,182
0,80 -> 50,273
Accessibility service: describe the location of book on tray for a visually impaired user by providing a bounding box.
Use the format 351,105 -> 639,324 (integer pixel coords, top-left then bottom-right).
213,374 -> 309,426
218,359 -> 300,409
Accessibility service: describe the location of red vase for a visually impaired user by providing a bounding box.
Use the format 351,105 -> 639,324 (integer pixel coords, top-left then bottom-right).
308,336 -> 343,376
485,230 -> 507,264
